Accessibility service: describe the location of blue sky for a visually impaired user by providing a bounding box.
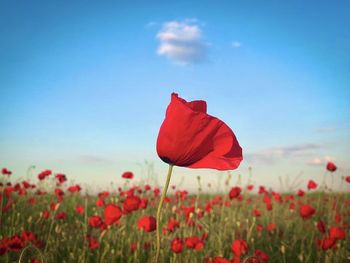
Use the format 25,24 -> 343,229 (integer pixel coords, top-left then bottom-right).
1,0 -> 349,191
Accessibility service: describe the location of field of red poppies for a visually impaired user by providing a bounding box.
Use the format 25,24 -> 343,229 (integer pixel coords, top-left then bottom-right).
0,164 -> 349,263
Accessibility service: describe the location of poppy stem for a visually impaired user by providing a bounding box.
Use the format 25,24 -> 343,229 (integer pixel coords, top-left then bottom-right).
154,164 -> 174,263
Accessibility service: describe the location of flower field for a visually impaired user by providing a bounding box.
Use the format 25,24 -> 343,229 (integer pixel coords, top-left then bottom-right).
0,167 -> 349,263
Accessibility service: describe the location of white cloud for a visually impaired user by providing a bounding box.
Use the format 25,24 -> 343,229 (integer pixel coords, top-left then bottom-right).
245,144 -> 321,164
232,41 -> 241,48
156,20 -> 208,65
307,156 -> 334,166
145,21 -> 157,28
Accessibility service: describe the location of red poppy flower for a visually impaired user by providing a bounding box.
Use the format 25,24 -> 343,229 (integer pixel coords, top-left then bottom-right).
229,187 -> 242,199
316,220 -> 327,234
104,204 -> 122,225
122,171 -> 134,179
345,176 -> 350,183
267,223 -> 276,233
156,93 -> 242,170
299,204 -> 315,219
326,162 -> 337,172
297,189 -> 305,197
139,198 -> 148,209
56,212 -> 67,220
231,239 -> 248,256
247,184 -> 254,191
42,210 -> 50,219
253,209 -> 261,217
89,216 -> 103,228
37,169 -> 52,180
1,168 -> 12,176
96,198 -> 105,207
254,250 -> 269,262
317,237 -> 337,250
171,238 -> 183,253
167,218 -> 180,232
123,195 -> 141,213
55,173 -> 67,184
137,216 -> 157,232
185,236 -> 204,250
75,206 -> 84,215
67,184 -> 81,193
86,235 -> 99,250
307,180 -> 317,190
130,243 -> 138,253
328,226 -> 346,240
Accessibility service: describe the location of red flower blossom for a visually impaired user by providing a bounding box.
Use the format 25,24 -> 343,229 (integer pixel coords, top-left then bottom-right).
122,171 -> 134,179
156,93 -> 242,170
185,236 -> 204,250
96,198 -> 105,207
229,187 -> 242,199
50,203 -> 59,211
328,226 -> 346,240
56,212 -> 66,220
345,176 -> 350,183
171,238 -> 183,253
137,216 -> 157,232
89,216 -> 103,228
253,209 -> 261,217
258,186 -> 267,195
231,239 -> 248,256
267,223 -> 276,233
247,185 -> 254,191
253,249 -> 269,262
1,168 -> 12,176
42,210 -> 50,219
307,180 -> 317,190
86,235 -> 99,250
316,220 -> 327,234
28,197 -> 36,205
317,237 -> 337,250
326,162 -> 337,172
67,184 -> 81,193
38,169 -> 52,180
104,204 -> 122,225
297,189 -> 305,197
299,204 -> 316,219
167,218 -> 180,232
55,173 -> 67,184
123,195 -> 141,213
130,243 -> 138,253
75,206 -> 84,215
139,198 -> 148,209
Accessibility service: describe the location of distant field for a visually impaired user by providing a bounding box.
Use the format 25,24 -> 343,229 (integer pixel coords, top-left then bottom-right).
0,169 -> 349,263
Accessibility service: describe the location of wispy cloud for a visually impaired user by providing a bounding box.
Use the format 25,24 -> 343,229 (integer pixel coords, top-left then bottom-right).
245,144 -> 321,164
156,19 -> 208,65
145,21 -> 157,28
307,156 -> 334,166
232,41 -> 241,48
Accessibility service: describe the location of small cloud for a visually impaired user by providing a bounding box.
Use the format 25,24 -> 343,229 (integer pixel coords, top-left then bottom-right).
245,144 -> 322,164
156,19 -> 208,65
307,156 -> 334,166
232,41 -> 241,48
145,21 -> 157,28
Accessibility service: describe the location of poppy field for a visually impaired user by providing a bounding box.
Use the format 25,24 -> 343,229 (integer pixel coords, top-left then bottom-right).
1,94 -> 349,263
1,165 -> 350,263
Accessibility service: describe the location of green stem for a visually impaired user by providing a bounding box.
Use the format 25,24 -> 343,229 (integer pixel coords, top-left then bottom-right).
154,164 -> 173,263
